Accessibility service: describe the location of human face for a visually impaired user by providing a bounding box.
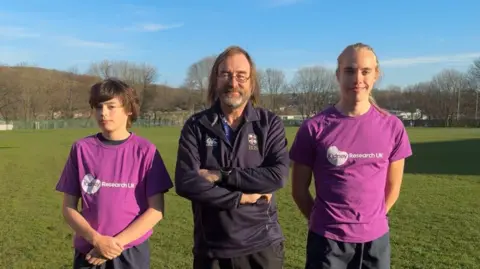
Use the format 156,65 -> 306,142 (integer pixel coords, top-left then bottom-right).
336,48 -> 378,103
216,53 -> 252,109
94,97 -> 130,133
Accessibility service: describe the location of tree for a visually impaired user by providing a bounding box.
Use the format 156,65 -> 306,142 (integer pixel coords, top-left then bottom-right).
291,66 -> 337,118
467,58 -> 480,120
258,68 -> 286,111
430,69 -> 470,124
183,56 -> 216,109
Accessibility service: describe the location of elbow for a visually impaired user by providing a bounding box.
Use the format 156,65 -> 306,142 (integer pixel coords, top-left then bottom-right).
276,163 -> 290,188
174,182 -> 190,199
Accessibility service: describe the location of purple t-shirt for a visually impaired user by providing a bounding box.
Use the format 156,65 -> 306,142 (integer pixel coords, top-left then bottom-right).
289,105 -> 412,243
56,133 -> 173,254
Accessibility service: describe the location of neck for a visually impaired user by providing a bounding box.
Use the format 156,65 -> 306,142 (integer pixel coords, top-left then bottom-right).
102,129 -> 131,141
220,103 -> 246,129
335,99 -> 371,117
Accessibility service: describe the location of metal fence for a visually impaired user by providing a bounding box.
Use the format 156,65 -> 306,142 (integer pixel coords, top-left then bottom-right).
2,117 -> 480,130
5,117 -> 188,130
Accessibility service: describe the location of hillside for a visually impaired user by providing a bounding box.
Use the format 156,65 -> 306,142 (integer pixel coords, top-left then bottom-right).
0,65 -> 201,122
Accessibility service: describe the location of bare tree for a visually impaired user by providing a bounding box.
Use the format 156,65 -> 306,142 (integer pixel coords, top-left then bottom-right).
291,66 -> 337,118
86,60 -> 111,78
138,63 -> 158,114
258,68 -> 286,111
183,56 -> 216,109
467,58 -> 480,120
430,69 -> 470,124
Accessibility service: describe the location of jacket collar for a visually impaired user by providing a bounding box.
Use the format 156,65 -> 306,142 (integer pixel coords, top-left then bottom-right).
201,99 -> 260,127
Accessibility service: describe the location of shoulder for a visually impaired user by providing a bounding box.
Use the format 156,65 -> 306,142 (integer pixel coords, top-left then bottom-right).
373,109 -> 406,132
182,109 -> 209,131
298,107 -> 334,133
253,107 -> 282,125
71,134 -> 97,151
129,134 -> 158,153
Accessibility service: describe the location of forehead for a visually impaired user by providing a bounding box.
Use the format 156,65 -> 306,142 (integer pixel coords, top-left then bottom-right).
100,96 -> 122,105
339,48 -> 377,69
218,53 -> 251,73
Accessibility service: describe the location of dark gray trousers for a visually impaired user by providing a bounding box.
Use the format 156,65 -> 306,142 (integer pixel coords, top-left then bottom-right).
73,240 -> 150,269
193,242 -> 285,269
305,231 -> 390,269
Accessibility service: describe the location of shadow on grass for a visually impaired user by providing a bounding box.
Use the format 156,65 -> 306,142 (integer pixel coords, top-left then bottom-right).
406,139 -> 480,176
0,146 -> 17,150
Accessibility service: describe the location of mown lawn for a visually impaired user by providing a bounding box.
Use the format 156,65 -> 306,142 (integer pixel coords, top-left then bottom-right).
0,127 -> 478,269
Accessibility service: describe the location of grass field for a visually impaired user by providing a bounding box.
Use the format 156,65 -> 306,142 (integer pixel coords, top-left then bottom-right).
0,127 -> 479,269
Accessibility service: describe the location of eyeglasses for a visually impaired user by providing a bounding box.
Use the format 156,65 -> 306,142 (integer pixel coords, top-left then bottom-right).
217,72 -> 250,83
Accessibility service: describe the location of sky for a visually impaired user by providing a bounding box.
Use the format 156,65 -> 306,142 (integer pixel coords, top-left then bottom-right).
1,0 -> 479,88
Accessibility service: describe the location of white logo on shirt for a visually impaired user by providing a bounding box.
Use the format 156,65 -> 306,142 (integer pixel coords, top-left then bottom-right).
81,173 -> 135,195
326,146 -> 383,166
206,136 -> 218,147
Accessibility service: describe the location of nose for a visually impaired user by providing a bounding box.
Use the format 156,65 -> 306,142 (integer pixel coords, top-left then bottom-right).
353,71 -> 362,83
99,105 -> 108,117
227,75 -> 240,88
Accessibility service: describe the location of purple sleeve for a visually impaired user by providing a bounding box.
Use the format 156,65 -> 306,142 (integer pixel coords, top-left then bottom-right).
55,144 -> 81,197
289,120 -> 316,168
145,148 -> 174,197
389,119 -> 413,162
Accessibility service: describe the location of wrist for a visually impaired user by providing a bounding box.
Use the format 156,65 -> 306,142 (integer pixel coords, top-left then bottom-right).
90,232 -> 102,247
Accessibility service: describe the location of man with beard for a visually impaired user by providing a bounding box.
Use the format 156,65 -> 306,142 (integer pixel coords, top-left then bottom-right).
175,45 -> 289,269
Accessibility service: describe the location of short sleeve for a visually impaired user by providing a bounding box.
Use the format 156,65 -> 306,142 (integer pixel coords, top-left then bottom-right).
55,143 -> 81,197
145,148 -> 174,197
389,119 -> 413,162
289,120 -> 316,168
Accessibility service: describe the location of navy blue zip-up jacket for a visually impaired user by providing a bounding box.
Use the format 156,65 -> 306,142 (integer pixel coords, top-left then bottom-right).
174,100 -> 290,258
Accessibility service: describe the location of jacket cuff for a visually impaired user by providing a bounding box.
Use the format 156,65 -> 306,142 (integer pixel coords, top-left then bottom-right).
224,168 -> 239,189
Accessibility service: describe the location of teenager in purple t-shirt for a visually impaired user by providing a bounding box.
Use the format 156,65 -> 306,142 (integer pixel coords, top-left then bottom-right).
289,43 -> 412,269
56,78 -> 173,269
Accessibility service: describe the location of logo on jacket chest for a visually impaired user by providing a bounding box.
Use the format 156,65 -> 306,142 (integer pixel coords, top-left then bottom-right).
205,136 -> 218,147
248,133 -> 258,151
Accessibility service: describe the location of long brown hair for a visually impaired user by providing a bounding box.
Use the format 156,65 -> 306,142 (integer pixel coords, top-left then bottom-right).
336,42 -> 388,115
206,45 -> 261,107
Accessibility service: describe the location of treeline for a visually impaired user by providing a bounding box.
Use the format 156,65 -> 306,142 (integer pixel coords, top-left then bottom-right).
1,56 -> 479,124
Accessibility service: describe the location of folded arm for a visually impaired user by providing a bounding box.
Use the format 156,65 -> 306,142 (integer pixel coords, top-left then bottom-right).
222,116 -> 289,194
174,123 -> 242,210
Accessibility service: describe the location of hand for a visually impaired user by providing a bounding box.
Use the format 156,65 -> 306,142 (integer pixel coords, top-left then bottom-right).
198,169 -> 221,183
92,235 -> 124,260
85,248 -> 108,266
240,193 -> 273,204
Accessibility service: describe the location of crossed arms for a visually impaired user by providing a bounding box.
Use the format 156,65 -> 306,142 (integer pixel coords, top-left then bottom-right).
174,116 -> 290,210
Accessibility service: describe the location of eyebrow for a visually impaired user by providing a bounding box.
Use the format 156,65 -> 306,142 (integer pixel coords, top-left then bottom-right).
343,67 -> 373,71
219,69 -> 248,74
100,101 -> 119,105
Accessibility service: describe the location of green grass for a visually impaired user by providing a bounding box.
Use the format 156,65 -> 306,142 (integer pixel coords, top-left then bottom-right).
0,127 -> 479,269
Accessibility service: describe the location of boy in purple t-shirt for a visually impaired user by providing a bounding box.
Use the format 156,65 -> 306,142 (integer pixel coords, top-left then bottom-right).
56,78 -> 173,269
290,43 -> 412,269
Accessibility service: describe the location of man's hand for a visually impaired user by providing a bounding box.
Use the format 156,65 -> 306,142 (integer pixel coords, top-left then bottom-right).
198,169 -> 221,183
92,234 -> 124,260
85,248 -> 108,266
240,193 -> 272,204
